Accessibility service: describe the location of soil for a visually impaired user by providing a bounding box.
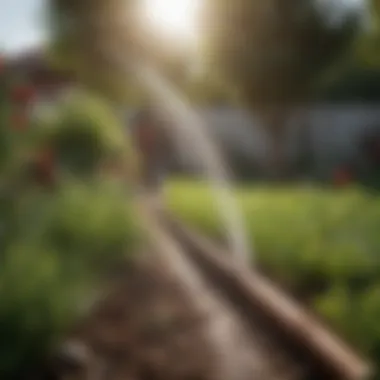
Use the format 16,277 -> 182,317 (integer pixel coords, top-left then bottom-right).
56,253 -> 220,380
52,243 -> 305,380
48,215 -> 306,380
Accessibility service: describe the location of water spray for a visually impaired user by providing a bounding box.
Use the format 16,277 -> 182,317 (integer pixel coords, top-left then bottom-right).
132,63 -> 252,265
95,36 -> 253,265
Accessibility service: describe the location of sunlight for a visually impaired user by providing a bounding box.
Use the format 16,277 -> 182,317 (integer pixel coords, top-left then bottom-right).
143,0 -> 199,42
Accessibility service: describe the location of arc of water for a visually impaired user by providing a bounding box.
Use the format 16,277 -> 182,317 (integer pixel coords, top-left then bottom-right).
134,63 -> 252,265
99,39 -> 253,265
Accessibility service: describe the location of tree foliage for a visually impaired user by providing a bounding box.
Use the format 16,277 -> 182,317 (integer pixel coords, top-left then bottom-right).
314,0 -> 380,103
351,0 -> 380,67
199,0 -> 361,177
202,0 -> 360,107
48,0 -> 140,101
48,0 -> 191,101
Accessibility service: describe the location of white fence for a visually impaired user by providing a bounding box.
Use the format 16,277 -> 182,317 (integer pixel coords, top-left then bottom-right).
197,105 -> 380,168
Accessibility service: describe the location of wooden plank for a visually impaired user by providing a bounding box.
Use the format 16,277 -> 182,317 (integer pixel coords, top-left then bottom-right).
163,214 -> 373,380
137,201 -> 306,380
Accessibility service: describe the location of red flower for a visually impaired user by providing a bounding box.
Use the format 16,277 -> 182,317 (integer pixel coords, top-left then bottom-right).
333,167 -> 353,188
35,148 -> 56,187
10,112 -> 29,131
37,149 -> 55,169
0,55 -> 4,74
11,85 -> 36,104
137,123 -> 157,155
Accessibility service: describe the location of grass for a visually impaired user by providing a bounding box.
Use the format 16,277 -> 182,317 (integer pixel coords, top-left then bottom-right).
165,179 -> 380,362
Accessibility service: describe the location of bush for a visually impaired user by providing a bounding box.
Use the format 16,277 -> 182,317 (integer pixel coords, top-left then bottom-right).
0,79 -> 142,377
314,283 -> 380,356
32,91 -> 136,179
0,178 -> 141,378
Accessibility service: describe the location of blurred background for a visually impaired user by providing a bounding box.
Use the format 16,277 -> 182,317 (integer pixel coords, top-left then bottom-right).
2,0 -> 380,379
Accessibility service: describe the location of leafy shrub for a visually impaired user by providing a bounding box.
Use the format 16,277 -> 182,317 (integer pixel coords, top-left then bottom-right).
314,283 -> 380,357
0,180 -> 141,378
32,91 -> 135,179
0,82 -> 142,377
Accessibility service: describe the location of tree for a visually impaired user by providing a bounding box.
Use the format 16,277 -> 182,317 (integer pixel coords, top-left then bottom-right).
48,0 -> 140,102
48,0 -> 192,103
314,0 -> 380,103
202,0 -> 359,178
317,66 -> 380,102
350,0 -> 380,67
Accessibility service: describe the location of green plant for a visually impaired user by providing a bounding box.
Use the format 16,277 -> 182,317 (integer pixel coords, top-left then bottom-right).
166,179 -> 380,368
0,78 -> 142,377
0,179 -> 141,378
34,92 -> 128,178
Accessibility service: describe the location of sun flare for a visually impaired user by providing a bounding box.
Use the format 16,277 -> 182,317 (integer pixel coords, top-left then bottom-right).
143,0 -> 199,42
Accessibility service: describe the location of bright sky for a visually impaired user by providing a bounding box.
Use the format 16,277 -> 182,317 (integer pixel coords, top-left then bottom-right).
0,0 -> 46,54
143,0 -> 199,43
0,0 -> 365,55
